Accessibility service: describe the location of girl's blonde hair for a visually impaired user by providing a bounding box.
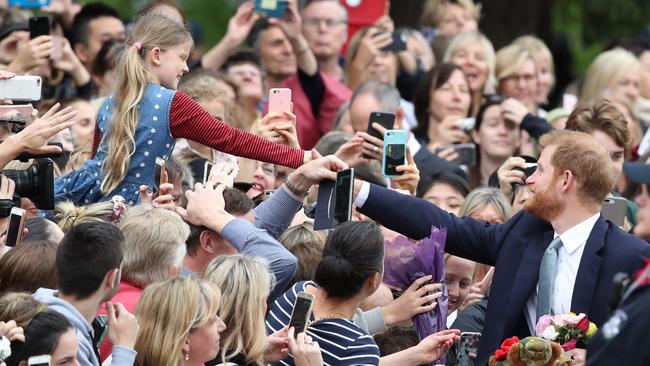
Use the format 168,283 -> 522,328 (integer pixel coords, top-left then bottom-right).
135,276 -> 221,366
101,13 -> 193,193
443,30 -> 496,94
202,255 -> 273,366
579,48 -> 641,105
55,200 -> 116,232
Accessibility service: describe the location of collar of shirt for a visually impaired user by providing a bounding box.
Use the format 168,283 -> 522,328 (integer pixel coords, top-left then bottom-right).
555,213 -> 600,254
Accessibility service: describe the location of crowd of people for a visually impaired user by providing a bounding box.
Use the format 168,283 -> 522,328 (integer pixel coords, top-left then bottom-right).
0,0 -> 650,365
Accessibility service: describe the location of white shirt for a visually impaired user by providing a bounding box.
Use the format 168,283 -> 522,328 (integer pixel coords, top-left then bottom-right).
525,213 -> 600,333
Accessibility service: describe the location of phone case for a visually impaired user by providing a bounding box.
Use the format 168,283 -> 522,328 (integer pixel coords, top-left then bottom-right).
601,197 -> 628,227
9,0 -> 49,8
0,76 -> 42,101
382,130 -> 407,177
254,0 -> 288,18
29,16 -> 50,39
457,332 -> 481,366
289,291 -> 314,337
314,179 -> 336,230
268,88 -> 292,115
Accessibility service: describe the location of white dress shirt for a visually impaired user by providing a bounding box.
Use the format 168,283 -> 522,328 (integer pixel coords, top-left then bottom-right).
525,213 -> 600,332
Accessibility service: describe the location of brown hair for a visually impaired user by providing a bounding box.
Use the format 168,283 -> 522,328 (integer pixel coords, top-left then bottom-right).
539,130 -> 617,207
0,241 -> 58,293
564,99 -> 631,155
279,222 -> 327,283
0,292 -> 46,328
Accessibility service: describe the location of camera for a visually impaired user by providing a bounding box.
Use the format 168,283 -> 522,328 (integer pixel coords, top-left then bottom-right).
2,158 -> 56,210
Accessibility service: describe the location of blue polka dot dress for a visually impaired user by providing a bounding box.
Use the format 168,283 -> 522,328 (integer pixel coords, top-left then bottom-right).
54,84 -> 176,205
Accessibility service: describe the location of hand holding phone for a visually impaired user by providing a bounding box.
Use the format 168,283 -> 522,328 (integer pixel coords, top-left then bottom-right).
288,291 -> 314,338
364,112 -> 395,159
333,168 -> 354,225
5,207 -> 26,247
383,130 -> 407,176
381,31 -> 408,53
0,76 -> 42,101
253,0 -> 289,18
268,88 -> 292,115
601,196 -> 628,228
29,16 -> 50,39
153,157 -> 167,197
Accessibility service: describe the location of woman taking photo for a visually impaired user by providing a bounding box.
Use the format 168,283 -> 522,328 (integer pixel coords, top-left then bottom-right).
134,276 -> 225,366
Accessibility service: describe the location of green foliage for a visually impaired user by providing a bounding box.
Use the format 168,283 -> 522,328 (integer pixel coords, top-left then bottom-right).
79,0 -> 236,47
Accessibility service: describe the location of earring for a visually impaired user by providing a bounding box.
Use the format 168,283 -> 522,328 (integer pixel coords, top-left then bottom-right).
185,352 -> 190,361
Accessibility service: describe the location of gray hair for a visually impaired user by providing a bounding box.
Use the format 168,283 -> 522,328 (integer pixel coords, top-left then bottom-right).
350,80 -> 401,114
300,0 -> 348,23
458,187 -> 513,222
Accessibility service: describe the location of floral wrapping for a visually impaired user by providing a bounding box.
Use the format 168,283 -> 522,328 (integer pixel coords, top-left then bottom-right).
382,226 -> 448,356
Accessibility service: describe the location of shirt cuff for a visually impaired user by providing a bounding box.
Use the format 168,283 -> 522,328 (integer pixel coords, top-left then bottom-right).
354,181 -> 371,208
111,345 -> 137,365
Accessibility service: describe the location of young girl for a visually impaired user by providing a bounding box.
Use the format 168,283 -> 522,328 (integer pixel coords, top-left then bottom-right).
54,12 -> 309,205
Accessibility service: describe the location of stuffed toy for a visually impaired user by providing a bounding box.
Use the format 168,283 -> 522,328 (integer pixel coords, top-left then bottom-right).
489,336 -> 574,366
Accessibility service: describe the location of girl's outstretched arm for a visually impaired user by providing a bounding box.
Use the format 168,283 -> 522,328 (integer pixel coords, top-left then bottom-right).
169,91 -> 306,168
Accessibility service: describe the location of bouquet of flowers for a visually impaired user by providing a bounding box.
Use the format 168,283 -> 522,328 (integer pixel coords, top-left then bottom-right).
535,312 -> 598,351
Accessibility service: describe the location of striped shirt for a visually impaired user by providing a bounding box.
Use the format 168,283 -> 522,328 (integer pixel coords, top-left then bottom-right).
266,281 -> 380,366
91,90 -> 304,169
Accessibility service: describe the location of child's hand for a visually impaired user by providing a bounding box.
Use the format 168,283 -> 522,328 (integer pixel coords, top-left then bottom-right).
207,162 -> 238,188
139,183 -> 175,210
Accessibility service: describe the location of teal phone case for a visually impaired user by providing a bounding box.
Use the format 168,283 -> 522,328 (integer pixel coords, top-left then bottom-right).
382,130 -> 407,177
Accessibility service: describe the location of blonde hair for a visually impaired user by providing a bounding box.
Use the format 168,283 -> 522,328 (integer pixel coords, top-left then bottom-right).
55,200 -> 116,232
135,276 -> 221,366
458,187 -> 512,222
513,35 -> 555,89
0,292 -> 47,328
101,13 -> 193,193
420,0 -> 481,27
495,44 -> 534,82
118,204 -> 189,287
443,30 -> 496,94
202,255 -> 273,366
579,48 -> 641,104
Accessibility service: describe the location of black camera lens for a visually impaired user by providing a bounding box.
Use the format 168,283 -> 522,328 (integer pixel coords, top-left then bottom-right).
1,159 -> 55,210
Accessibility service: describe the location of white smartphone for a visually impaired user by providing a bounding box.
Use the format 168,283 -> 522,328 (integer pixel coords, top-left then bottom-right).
6,207 -> 26,247
601,196 -> 627,227
268,88 -> 292,115
28,355 -> 51,366
0,76 -> 42,101
458,117 -> 476,131
288,291 -> 314,338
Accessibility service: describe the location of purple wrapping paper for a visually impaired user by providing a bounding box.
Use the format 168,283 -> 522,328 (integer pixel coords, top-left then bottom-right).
383,226 -> 448,345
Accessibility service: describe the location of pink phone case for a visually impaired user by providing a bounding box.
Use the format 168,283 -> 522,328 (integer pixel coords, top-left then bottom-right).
268,88 -> 292,115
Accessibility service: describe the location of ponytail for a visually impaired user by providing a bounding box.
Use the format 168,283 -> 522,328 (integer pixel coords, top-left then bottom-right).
100,13 -> 192,194
55,200 -> 117,232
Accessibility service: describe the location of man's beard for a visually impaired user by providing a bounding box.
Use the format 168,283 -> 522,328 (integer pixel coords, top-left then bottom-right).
523,183 -> 566,222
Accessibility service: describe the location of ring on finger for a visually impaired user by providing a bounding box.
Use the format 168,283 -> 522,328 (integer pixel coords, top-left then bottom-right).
373,146 -> 379,152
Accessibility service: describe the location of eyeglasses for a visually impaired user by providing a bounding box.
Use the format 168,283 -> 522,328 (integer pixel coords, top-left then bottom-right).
303,18 -> 346,28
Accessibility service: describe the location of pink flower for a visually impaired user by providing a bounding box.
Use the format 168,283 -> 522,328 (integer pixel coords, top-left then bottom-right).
535,315 -> 554,335
561,339 -> 577,351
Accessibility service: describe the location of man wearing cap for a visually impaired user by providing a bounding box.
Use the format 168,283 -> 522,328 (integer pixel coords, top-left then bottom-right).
585,160 -> 650,365
353,126 -> 650,365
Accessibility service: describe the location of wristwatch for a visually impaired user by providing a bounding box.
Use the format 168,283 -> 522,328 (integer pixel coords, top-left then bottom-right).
284,174 -> 310,197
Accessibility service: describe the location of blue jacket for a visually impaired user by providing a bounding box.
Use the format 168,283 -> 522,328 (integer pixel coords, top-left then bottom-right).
358,183 -> 650,366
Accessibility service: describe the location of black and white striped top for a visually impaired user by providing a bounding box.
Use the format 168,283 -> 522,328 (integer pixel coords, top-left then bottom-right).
266,281 -> 380,366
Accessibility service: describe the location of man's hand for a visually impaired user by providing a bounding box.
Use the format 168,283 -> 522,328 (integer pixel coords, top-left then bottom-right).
290,155 -> 349,193
391,146 -> 419,195
176,182 -> 234,233
106,302 -> 139,349
335,136 -> 370,168
223,1 -> 260,47
382,275 -> 443,326
8,35 -> 52,74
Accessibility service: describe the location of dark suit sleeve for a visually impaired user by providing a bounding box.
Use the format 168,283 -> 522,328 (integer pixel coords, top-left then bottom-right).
521,113 -> 552,139
358,184 -> 503,265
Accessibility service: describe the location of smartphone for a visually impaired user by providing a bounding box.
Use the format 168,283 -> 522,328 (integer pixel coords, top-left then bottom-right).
27,355 -> 51,366
458,117 -> 476,131
268,88 -> 292,115
9,0 -> 50,7
288,291 -> 314,338
435,143 -> 476,166
383,130 -> 407,177
381,31 -> 408,53
601,196 -> 628,228
333,168 -> 354,225
153,157 -> 167,196
253,0 -> 289,18
50,36 -> 62,60
0,76 -> 42,101
314,179 -> 335,230
364,112 -> 396,159
92,315 -> 109,350
5,207 -> 26,247
202,161 -> 214,185
457,332 -> 481,366
29,16 -> 50,39
0,104 -> 33,123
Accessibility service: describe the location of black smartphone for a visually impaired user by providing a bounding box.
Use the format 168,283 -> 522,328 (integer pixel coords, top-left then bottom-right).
6,207 -> 26,247
333,168 -> 354,225
29,16 -> 50,39
364,112 -> 395,159
288,291 -> 314,338
381,31 -> 408,52
435,143 -> 477,166
153,157 -> 166,196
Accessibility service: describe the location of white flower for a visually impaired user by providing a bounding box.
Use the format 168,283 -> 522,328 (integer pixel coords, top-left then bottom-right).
0,336 -> 11,361
540,326 -> 559,341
